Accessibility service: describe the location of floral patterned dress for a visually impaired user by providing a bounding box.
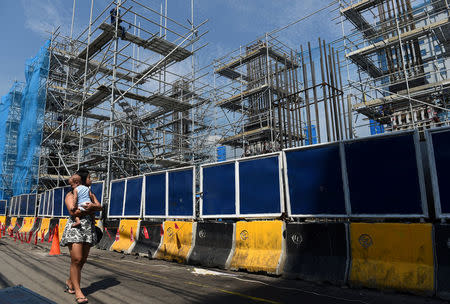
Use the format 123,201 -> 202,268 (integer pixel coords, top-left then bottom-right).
60,215 -> 97,247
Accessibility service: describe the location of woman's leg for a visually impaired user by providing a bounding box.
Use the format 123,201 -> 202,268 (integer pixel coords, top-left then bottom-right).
80,243 -> 91,270
69,243 -> 86,299
66,244 -> 74,292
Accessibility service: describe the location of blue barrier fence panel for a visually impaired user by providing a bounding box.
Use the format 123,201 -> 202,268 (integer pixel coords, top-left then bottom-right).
53,188 -> 63,217
201,162 -> 236,217
19,195 -> 27,216
62,186 -> 71,216
42,191 -> 48,216
144,172 -> 166,217
47,190 -> 54,216
284,144 -> 347,216
168,168 -> 194,217
108,179 -> 125,217
0,200 -> 6,215
90,181 -> 104,217
239,155 -> 283,216
428,128 -> 450,218
38,194 -> 44,216
345,132 -> 426,216
27,194 -> 36,216
123,176 -> 143,217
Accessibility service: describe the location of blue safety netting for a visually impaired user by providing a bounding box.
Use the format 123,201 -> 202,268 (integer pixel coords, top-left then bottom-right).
0,40 -> 50,199
11,40 -> 50,196
0,82 -> 24,200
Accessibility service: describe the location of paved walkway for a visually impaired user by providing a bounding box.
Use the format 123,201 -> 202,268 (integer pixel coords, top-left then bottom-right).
0,237 -> 445,304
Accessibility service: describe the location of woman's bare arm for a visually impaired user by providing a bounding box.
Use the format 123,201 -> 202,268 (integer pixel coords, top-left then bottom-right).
84,191 -> 102,212
65,192 -> 87,217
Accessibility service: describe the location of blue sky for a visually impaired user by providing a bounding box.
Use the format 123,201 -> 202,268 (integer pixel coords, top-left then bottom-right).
0,0 -> 340,96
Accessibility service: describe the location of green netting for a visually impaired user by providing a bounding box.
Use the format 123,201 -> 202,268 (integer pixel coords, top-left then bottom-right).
0,40 -> 50,199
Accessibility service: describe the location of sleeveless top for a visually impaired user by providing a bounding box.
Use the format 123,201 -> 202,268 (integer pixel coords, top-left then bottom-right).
76,185 -> 91,206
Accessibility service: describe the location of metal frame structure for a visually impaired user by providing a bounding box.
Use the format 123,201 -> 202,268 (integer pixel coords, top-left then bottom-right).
38,0 -> 215,200
338,0 -> 450,134
212,30 -> 354,161
199,152 -> 284,219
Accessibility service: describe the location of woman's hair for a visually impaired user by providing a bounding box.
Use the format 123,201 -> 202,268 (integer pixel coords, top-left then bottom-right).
75,168 -> 90,185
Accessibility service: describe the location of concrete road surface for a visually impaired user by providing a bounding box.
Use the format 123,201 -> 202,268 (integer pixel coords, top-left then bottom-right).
0,237 -> 445,304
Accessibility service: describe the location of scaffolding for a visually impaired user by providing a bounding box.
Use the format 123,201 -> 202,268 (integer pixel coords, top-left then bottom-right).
338,0 -> 450,133
213,32 -> 353,158
39,0 -> 214,191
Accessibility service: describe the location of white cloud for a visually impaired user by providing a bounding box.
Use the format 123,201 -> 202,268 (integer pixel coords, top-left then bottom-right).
21,0 -> 71,37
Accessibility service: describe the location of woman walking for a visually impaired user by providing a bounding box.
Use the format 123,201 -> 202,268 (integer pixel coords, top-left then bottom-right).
60,169 -> 102,304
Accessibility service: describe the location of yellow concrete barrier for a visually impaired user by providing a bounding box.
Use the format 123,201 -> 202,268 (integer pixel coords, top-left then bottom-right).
36,218 -> 51,241
349,223 -> 434,294
7,217 -> 17,233
18,217 -> 35,234
0,216 -> 6,227
110,219 -> 139,253
155,221 -> 193,264
58,219 -> 68,242
229,220 -> 284,274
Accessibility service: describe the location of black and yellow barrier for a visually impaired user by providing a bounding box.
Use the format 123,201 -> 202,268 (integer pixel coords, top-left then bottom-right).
188,222 -> 234,269
229,220 -> 284,275
132,221 -> 163,258
155,221 -> 194,264
283,222 -> 349,285
97,219 -> 120,250
349,223 -> 434,294
110,219 -> 140,253
35,218 -> 51,242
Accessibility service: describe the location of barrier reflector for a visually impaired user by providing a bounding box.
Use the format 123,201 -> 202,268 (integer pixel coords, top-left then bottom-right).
97,219 -> 120,250
18,217 -> 35,234
36,218 -> 51,241
283,223 -> 349,285
155,221 -> 193,263
229,220 -> 284,274
132,221 -> 163,258
434,224 -> 450,300
58,219 -> 68,242
110,219 -> 139,253
349,223 -> 433,294
189,222 -> 234,269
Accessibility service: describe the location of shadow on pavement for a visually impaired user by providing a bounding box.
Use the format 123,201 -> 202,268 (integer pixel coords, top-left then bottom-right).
83,277 -> 121,296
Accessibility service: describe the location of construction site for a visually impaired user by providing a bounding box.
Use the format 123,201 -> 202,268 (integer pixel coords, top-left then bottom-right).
2,1 -> 450,303
0,0 -> 449,198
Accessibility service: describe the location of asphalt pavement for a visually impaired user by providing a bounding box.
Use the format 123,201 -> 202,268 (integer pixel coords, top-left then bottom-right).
0,236 -> 446,304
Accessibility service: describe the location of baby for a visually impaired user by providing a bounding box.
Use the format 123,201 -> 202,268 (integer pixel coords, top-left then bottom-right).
69,174 -> 92,228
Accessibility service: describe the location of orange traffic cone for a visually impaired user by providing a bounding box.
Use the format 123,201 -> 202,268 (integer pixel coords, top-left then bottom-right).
49,225 -> 61,256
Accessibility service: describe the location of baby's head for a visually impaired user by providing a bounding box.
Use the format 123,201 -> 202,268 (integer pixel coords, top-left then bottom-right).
69,174 -> 82,188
